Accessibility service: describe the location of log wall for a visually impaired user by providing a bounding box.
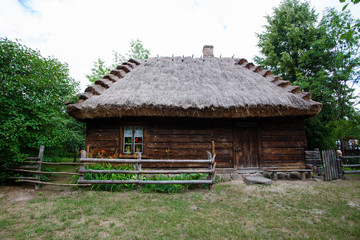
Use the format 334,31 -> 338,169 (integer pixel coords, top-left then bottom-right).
261,119 -> 307,168
85,117 -> 307,169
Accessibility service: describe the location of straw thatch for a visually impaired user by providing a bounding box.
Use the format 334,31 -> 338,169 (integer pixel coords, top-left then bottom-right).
68,57 -> 322,120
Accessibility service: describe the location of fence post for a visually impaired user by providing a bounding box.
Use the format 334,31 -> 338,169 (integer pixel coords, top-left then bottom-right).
137,153 -> 142,192
207,151 -> 213,190
35,145 -> 45,190
78,150 -> 86,184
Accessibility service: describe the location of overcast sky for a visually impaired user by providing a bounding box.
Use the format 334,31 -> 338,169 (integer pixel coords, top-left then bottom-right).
1,0 -> 359,91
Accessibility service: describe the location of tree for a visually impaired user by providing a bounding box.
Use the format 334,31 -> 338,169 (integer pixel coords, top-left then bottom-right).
255,0 -> 318,83
86,58 -> 111,84
0,38 -> 84,168
86,39 -> 150,84
255,1 -> 360,150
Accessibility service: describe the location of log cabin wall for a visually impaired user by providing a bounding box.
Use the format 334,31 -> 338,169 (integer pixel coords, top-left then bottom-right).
260,118 -> 307,168
85,117 -> 307,169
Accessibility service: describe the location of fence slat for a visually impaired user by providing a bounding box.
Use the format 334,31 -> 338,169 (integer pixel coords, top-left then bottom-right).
80,158 -> 212,164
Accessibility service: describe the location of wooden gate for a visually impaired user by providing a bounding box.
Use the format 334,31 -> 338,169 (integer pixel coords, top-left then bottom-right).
322,150 -> 343,181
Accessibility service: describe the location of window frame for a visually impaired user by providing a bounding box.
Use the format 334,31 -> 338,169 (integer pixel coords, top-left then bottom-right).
122,125 -> 144,154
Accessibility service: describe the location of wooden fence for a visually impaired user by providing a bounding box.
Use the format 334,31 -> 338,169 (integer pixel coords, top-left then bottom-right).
340,156 -> 360,174
78,150 -> 217,191
322,150 -> 343,181
4,146 -> 91,188
4,146 -> 216,191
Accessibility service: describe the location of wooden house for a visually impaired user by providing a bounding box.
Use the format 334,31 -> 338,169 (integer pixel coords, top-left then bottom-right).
68,46 -> 322,170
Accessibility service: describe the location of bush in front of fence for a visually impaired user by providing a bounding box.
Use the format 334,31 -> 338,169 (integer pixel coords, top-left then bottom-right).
73,163 -> 207,193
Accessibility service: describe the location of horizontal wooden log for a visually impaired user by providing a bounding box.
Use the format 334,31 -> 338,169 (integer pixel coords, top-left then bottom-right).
15,165 -> 39,169
148,135 -> 210,143
263,141 -> 306,148
80,158 -> 213,164
23,161 -> 83,165
7,176 -> 38,180
80,169 -> 213,174
147,142 -> 211,149
262,136 -> 305,142
263,148 -> 304,155
340,156 -> 360,159
263,154 -> 305,161
343,164 -> 360,167
262,131 -> 305,137
86,136 -> 119,141
85,141 -> 119,148
266,169 -> 312,172
344,170 -> 360,174
17,180 -> 91,186
5,168 -> 83,175
78,179 -> 213,184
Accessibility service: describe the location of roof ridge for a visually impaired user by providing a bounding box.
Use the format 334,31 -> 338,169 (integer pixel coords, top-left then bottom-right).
79,59 -> 141,102
235,58 -> 313,102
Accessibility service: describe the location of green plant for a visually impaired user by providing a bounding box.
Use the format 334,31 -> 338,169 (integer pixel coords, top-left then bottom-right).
142,173 -> 207,193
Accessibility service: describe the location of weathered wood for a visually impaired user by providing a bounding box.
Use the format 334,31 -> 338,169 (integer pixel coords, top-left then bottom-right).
17,180 -> 91,186
263,148 -> 305,155
80,158 -> 213,164
344,170 -> 360,174
5,169 -> 83,175
137,153 -> 142,192
35,145 -> 44,190
322,150 -> 342,181
340,156 -> 360,159
79,151 -> 86,182
80,169 -> 213,174
78,179 -> 213,184
343,164 -> 360,167
7,176 -> 38,180
23,161 -> 83,165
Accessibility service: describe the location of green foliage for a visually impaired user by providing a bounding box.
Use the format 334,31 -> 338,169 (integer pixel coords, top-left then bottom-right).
142,173 -> 207,193
255,0 -> 318,82
0,38 -> 84,167
86,39 -> 150,84
75,163 -> 206,193
85,58 -> 111,84
82,163 -> 138,191
255,1 -> 360,150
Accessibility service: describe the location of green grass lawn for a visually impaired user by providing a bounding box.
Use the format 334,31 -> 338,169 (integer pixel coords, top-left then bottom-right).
0,175 -> 359,240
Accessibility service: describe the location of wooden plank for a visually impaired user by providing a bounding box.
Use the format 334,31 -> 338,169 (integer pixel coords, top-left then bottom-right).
78,179 -> 212,184
148,135 -> 210,143
5,169 -> 82,175
24,161 -> 83,165
147,143 -> 212,149
340,156 -> 360,159
343,164 -> 360,167
262,131 -> 305,137
263,148 -> 305,155
80,158 -> 212,164
263,155 -> 305,161
263,141 -> 306,148
17,180 -> 91,186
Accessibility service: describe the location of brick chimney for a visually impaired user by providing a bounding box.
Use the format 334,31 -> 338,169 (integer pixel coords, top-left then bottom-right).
203,45 -> 214,58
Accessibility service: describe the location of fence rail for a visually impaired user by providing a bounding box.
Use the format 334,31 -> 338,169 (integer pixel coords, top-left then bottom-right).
4,145 -> 217,191
340,156 -> 360,174
78,150 -> 217,191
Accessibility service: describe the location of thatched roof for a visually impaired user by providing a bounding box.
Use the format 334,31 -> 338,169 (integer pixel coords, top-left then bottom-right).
68,57 -> 322,120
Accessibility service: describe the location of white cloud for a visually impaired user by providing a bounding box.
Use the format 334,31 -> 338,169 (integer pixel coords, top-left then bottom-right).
1,0 -> 359,91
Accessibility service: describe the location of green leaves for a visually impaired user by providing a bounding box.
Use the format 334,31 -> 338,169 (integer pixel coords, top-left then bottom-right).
0,38 -> 84,167
86,39 -> 151,84
255,1 -> 360,150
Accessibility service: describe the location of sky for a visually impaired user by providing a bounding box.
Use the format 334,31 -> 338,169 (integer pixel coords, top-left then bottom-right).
1,0 -> 359,91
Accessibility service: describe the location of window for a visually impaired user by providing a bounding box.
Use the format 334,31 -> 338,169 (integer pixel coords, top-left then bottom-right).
123,126 -> 143,154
